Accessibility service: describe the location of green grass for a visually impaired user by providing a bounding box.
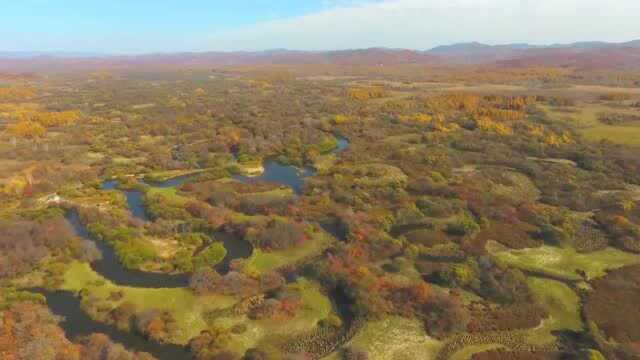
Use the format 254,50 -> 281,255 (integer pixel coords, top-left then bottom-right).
326,316 -> 443,360
541,104 -> 640,146
449,344 -> 506,360
488,241 -> 640,281
144,169 -> 206,182
194,242 -> 227,268
435,276 -> 582,359
245,230 -> 333,274
209,278 -> 332,354
62,262 -> 235,344
146,186 -> 190,206
582,125 -> 640,145
527,278 -> 582,332
526,277 -> 583,346
237,161 -> 265,176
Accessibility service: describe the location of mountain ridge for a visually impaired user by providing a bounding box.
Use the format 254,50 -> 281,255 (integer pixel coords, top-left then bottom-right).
2,40 -> 640,71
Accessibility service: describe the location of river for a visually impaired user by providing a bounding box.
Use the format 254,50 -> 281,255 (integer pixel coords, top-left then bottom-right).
36,135 -> 350,359
29,288 -> 191,360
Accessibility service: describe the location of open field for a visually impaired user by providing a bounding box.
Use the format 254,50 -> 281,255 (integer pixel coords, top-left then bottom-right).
527,277 -> 583,343
145,187 -> 190,206
581,125 -> 640,145
488,241 -> 640,281
143,168 -> 207,182
206,278 -> 332,354
449,344 -> 507,360
541,103 -> 640,145
62,262 -> 235,344
245,229 -> 334,274
326,316 -> 443,360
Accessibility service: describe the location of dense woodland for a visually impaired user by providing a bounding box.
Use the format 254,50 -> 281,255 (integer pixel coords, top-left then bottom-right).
1,65 -> 640,360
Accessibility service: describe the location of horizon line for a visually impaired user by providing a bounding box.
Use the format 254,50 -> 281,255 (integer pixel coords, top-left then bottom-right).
2,38 -> 640,58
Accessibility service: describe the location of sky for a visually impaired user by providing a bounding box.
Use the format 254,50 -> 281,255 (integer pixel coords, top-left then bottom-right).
2,0 -> 640,53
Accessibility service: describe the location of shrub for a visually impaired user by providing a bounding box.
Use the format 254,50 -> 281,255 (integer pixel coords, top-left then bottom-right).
114,239 -> 156,269
193,242 -> 227,269
342,346 -> 369,360
416,197 -> 460,218
446,217 -> 480,236
254,220 -> 306,251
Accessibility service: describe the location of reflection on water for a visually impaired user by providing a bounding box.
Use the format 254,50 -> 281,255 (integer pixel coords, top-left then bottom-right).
66,211 -> 189,288
233,135 -> 349,194
213,231 -> 254,274
101,180 -> 150,222
41,136 -> 350,357
233,161 -> 315,195
29,289 -> 191,360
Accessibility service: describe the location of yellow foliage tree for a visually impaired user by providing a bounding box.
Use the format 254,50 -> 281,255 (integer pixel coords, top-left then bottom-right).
398,113 -> 433,123
18,110 -> 81,127
332,114 -> 352,124
193,88 -> 207,97
0,87 -> 37,101
7,121 -> 46,138
475,116 -> 512,135
346,86 -> 386,101
544,132 -> 572,147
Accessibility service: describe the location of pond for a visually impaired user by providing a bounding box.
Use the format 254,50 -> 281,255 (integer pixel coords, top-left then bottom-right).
233,135 -> 349,195
232,162 -> 315,195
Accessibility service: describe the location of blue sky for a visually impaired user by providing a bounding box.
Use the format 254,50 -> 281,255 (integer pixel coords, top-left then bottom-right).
3,1 -> 328,34
2,0 -> 353,53
2,0 -> 640,53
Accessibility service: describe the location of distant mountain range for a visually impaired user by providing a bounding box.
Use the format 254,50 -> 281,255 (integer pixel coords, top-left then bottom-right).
422,40 -> 640,68
428,40 -> 640,55
2,40 -> 640,71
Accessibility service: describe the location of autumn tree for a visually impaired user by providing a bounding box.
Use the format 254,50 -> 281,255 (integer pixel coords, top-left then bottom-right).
7,121 -> 46,138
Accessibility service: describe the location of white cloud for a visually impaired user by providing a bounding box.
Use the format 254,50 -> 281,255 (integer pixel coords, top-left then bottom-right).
204,0 -> 640,51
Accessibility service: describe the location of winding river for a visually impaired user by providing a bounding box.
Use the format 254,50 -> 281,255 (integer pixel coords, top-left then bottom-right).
29,288 -> 192,360
66,210 -> 190,288
36,135 -> 350,359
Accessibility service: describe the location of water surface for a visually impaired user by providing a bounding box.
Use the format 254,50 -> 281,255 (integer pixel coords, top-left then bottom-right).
233,135 -> 349,194
29,288 -> 191,360
45,136 -> 350,357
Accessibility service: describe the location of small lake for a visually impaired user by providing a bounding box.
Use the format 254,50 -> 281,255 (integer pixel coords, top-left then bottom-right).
233,135 -> 349,195
213,231 -> 254,274
232,162 -> 315,195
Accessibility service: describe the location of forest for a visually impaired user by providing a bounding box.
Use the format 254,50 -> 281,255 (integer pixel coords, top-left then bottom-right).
1,63 -> 640,360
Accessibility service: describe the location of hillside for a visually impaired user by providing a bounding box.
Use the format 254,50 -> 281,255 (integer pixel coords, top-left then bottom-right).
3,40 -> 640,71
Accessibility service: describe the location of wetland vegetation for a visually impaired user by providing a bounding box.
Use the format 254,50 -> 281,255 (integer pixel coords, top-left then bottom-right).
1,60 -> 640,360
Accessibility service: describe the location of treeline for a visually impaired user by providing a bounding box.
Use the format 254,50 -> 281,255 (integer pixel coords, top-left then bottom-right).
7,110 -> 82,138
0,209 -> 99,278
0,301 -> 156,359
